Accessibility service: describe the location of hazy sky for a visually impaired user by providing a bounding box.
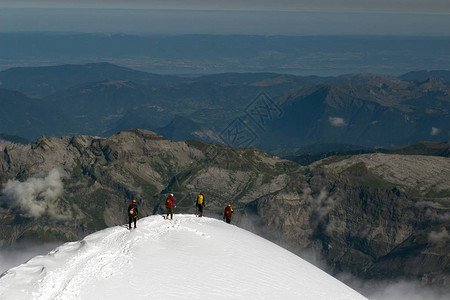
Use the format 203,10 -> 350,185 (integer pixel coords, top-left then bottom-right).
2,0 -> 450,13
0,1 -> 449,35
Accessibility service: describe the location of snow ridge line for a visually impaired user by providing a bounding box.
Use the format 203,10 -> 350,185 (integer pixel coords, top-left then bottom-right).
140,215 -> 210,240
33,218 -> 161,300
2,216 -> 212,300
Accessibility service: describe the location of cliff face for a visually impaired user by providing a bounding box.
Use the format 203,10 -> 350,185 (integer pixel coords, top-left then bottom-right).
241,153 -> 450,286
0,130 -> 448,287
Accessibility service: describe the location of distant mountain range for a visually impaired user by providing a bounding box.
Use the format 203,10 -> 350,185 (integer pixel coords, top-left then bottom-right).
0,62 -> 185,98
261,74 -> 450,151
2,33 -> 449,76
400,70 -> 450,83
0,63 -> 448,153
0,133 -> 28,145
284,141 -> 449,166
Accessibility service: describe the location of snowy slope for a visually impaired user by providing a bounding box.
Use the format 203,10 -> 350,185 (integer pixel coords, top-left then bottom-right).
0,215 -> 367,300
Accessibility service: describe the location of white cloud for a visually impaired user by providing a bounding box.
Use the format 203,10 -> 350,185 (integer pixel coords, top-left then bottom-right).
303,187 -> 337,232
0,242 -> 62,274
430,127 -> 441,136
428,227 -> 450,245
329,117 -> 347,127
1,168 -> 70,220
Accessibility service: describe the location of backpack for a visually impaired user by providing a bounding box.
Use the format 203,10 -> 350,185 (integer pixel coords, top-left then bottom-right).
197,194 -> 204,205
129,205 -> 136,216
225,206 -> 232,218
166,197 -> 172,207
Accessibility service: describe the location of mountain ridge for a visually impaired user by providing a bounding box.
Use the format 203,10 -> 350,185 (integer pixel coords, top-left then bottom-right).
0,62 -> 186,98
1,63 -> 448,150
259,77 -> 449,150
0,129 -> 448,289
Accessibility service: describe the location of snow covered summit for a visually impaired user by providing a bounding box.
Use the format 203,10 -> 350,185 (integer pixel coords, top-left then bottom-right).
0,215 -> 367,299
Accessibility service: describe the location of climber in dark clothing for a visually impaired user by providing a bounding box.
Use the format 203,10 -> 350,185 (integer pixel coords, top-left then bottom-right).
223,204 -> 233,224
128,199 -> 138,229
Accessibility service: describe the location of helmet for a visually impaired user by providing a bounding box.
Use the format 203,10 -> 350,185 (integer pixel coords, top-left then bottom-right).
228,204 -> 231,207
132,199 -> 136,203
200,192 -> 203,195
170,193 -> 174,196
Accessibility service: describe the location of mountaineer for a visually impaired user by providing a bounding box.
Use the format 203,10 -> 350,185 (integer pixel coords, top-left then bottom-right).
128,199 -> 138,229
223,204 -> 234,224
196,192 -> 205,217
165,193 -> 176,220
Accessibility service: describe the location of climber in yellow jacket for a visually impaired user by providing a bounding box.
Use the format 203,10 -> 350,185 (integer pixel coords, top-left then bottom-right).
196,192 -> 205,217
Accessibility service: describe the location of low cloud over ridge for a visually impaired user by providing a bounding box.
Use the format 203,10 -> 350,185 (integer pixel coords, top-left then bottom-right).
329,117 -> 347,127
1,168 -> 69,220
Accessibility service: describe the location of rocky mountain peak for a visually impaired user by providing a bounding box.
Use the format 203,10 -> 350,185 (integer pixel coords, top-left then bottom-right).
419,76 -> 446,90
318,153 -> 450,200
